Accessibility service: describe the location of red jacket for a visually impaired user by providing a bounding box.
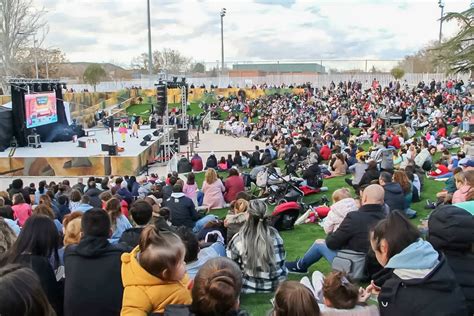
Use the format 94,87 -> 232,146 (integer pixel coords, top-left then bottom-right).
191,156 -> 203,171
390,136 -> 401,149
224,175 -> 245,203
320,145 -> 331,161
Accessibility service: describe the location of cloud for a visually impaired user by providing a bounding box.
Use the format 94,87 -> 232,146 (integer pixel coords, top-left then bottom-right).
32,0 -> 470,68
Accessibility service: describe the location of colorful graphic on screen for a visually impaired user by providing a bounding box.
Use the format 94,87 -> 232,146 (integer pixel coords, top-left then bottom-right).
25,92 -> 58,128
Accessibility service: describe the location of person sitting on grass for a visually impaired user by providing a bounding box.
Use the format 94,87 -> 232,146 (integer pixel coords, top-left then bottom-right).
286,184 -> 386,274
202,168 -> 226,209
175,226 -> 225,279
364,211 -> 468,315
164,257 -> 249,316
227,199 -> 288,293
119,200 -> 153,248
322,188 -> 359,234
272,280 -> 320,316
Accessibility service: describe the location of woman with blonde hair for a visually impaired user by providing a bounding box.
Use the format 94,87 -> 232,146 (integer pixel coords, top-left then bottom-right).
58,211 -> 83,265
202,168 -> 225,209
452,170 -> 474,203
224,198 -> 249,242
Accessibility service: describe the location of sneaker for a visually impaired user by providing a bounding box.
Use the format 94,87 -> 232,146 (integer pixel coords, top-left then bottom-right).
285,259 -> 308,274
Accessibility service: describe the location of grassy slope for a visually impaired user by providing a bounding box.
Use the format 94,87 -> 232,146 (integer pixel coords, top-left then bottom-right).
192,160 -> 445,315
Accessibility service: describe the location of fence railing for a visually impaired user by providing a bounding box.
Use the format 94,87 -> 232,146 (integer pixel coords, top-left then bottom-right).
69,73 -> 469,92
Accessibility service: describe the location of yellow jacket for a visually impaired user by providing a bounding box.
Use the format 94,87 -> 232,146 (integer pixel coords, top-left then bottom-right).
121,246 -> 192,315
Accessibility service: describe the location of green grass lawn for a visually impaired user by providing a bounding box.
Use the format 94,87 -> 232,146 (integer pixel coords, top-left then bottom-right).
189,164 -> 445,315
126,102 -> 204,119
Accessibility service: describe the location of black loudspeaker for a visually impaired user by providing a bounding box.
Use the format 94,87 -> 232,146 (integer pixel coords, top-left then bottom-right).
143,134 -> 152,142
140,141 -> 148,146
78,140 -> 87,148
177,128 -> 189,145
108,145 -> 117,156
101,144 -> 110,151
153,130 -> 159,136
109,116 -> 115,132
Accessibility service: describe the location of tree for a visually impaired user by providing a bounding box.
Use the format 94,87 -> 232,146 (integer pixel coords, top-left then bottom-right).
191,62 -> 205,73
16,47 -> 67,78
83,64 -> 106,92
0,0 -> 46,89
130,53 -> 149,73
152,48 -> 191,74
390,67 -> 405,80
433,8 -> 474,76
397,41 -> 443,73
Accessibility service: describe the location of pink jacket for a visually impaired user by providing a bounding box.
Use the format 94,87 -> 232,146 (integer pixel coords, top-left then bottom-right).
12,203 -> 32,226
202,179 -> 225,209
452,185 -> 472,204
183,183 -> 198,201
323,198 -> 358,234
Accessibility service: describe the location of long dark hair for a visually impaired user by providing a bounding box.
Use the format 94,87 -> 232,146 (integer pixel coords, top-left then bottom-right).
0,215 -> 59,269
0,264 -> 55,316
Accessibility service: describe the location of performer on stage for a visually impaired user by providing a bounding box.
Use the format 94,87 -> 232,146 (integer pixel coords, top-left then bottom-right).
131,116 -> 139,138
118,119 -> 128,143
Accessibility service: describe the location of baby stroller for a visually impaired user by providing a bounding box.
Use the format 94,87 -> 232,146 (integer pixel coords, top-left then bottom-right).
264,168 -> 305,205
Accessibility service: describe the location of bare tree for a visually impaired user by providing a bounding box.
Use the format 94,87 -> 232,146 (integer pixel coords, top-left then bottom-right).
0,0 -> 46,89
152,48 -> 191,74
16,47 -> 67,78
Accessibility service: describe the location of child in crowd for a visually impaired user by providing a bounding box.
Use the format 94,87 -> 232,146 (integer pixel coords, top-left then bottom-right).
272,280 -> 320,316
452,170 -> 473,203
322,188 -> 359,234
300,271 -> 379,315
11,193 -> 32,227
183,172 -> 198,206
119,200 -> 153,248
224,198 -> 249,243
121,225 -> 192,314
105,198 -> 132,244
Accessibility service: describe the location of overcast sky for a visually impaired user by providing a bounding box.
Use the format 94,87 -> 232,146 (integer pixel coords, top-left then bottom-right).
34,0 -> 471,68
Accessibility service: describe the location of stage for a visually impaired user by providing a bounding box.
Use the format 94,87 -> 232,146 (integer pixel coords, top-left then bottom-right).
0,126 -> 172,177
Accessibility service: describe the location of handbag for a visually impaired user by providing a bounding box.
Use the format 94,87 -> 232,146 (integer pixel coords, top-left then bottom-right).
331,249 -> 367,281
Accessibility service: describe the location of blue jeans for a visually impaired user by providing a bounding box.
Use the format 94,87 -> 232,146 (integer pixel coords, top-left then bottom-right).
298,242 -> 337,270
193,214 -> 218,233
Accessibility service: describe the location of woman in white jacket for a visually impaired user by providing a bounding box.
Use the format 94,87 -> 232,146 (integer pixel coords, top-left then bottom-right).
322,188 -> 359,234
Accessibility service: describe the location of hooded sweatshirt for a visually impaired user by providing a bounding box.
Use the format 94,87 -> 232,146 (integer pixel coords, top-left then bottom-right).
164,192 -> 199,229
64,236 -> 128,316
375,239 -> 468,316
382,182 -> 405,212
121,246 -> 192,315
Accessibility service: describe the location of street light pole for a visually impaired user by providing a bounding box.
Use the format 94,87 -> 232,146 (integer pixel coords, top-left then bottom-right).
220,8 -> 226,75
438,0 -> 444,44
33,34 -> 39,79
147,0 -> 153,76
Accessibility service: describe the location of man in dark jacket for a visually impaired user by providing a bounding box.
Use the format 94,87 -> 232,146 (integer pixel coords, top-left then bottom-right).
162,176 -> 177,200
378,171 -> 404,213
164,184 -> 199,229
428,205 -> 474,314
286,184 -> 386,273
8,179 -> 31,204
250,146 -> 261,167
205,153 -> 218,170
84,181 -> 102,208
64,209 -> 128,316
177,155 -> 192,174
119,200 -> 153,248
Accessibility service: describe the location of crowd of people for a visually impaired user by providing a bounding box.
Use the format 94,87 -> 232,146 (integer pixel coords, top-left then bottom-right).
0,77 -> 473,315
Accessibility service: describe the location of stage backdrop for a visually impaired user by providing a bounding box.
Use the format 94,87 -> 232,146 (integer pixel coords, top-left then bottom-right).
11,83 -> 70,147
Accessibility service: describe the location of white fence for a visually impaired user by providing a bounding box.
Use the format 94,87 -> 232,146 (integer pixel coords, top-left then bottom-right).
70,73 -> 469,92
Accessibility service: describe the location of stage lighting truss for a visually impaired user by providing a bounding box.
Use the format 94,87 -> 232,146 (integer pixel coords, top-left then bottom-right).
7,78 -> 67,93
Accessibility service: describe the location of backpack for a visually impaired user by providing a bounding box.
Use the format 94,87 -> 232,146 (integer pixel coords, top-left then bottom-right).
256,169 -> 268,187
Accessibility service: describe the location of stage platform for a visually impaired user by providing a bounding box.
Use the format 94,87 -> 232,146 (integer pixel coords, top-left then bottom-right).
0,126 -> 171,177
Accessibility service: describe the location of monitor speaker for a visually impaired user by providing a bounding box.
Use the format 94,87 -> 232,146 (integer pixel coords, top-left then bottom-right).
140,141 -> 148,146
108,145 -> 117,156
101,144 -> 110,151
153,130 -> 159,136
143,134 -> 152,142
78,140 -> 87,148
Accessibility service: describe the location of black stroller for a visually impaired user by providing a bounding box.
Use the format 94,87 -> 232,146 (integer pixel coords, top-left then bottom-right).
265,168 -> 305,205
